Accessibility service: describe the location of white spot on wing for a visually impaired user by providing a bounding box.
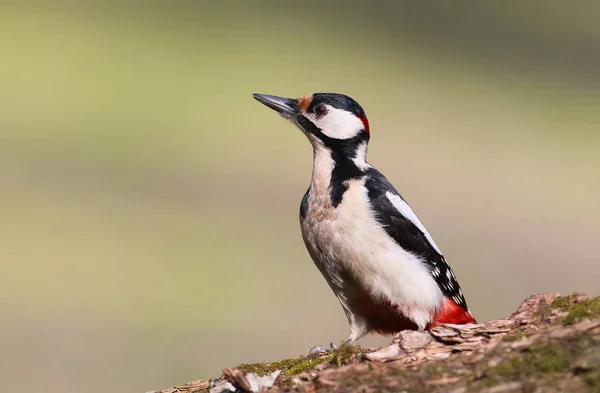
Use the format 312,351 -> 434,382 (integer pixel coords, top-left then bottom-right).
385,192 -> 443,255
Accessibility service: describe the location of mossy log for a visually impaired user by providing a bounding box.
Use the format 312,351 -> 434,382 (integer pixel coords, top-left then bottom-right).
150,294 -> 600,393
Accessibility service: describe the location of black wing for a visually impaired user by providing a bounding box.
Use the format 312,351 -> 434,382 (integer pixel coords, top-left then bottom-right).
364,168 -> 469,311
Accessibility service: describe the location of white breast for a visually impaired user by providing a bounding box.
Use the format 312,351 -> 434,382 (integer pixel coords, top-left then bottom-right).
300,147 -> 444,329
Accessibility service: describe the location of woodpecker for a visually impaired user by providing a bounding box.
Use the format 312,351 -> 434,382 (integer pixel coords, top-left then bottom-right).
253,92 -> 476,344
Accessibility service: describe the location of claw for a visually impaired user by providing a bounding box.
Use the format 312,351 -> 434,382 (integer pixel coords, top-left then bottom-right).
308,345 -> 328,355
329,342 -> 338,350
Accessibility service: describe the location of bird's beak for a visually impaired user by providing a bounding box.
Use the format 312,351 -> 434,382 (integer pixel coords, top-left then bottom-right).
253,93 -> 298,117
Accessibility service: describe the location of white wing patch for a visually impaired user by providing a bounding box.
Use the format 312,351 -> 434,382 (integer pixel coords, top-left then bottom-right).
385,192 -> 443,255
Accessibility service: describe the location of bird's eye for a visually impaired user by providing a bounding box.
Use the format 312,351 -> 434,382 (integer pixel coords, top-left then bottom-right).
313,104 -> 328,117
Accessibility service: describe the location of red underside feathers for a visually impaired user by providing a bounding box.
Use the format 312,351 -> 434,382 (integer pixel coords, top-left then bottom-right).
352,296 -> 419,335
351,294 -> 476,335
426,297 -> 477,330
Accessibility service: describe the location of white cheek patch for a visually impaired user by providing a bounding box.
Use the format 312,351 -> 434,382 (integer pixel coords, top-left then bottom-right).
385,192 -> 443,255
307,105 -> 366,140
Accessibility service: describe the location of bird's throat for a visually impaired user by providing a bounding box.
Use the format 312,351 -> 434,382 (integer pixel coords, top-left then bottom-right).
311,144 -> 366,208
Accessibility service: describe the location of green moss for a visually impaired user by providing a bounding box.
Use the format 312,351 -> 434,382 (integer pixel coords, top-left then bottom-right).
235,343 -> 365,377
330,342 -> 364,367
485,355 -> 529,382
563,297 -> 600,325
582,371 -> 600,391
551,294 -> 581,311
532,345 -> 570,373
236,352 -> 333,377
482,332 -> 600,389
547,294 -> 600,325
481,348 -> 570,391
284,355 -> 331,375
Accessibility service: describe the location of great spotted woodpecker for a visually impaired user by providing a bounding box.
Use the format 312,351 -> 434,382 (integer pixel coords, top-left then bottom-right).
253,92 -> 476,344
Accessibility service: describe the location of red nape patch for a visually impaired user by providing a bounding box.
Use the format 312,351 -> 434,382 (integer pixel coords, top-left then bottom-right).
426,298 -> 477,330
355,115 -> 370,136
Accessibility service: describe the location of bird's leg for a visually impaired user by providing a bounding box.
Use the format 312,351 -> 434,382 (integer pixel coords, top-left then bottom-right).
308,315 -> 366,354
346,320 -> 368,345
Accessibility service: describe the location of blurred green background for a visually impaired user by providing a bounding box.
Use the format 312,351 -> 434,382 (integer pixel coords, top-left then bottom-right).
1,1 -> 599,392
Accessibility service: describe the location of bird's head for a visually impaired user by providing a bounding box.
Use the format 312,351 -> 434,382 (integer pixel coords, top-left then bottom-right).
253,93 -> 370,152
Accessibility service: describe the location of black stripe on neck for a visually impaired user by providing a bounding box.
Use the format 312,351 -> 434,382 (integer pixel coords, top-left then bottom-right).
296,115 -> 370,208
321,134 -> 368,207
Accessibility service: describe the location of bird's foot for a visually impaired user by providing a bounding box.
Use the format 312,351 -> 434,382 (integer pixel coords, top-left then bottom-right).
308,342 -> 338,355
